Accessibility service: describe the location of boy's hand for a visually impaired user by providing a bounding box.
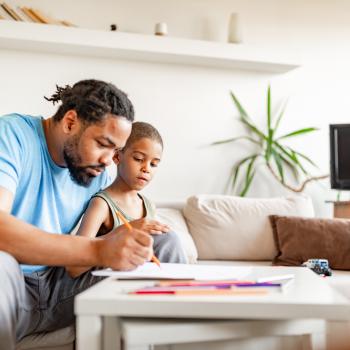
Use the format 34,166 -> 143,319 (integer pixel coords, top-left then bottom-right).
95,226 -> 153,271
129,218 -> 170,235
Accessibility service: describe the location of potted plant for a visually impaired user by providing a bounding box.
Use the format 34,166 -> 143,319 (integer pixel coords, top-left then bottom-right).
212,86 -> 328,196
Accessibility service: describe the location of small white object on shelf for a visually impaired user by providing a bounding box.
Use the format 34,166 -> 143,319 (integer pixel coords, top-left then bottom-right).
154,22 -> 168,36
228,12 -> 242,44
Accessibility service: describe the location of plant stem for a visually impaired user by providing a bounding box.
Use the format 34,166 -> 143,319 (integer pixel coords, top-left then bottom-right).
266,162 -> 329,192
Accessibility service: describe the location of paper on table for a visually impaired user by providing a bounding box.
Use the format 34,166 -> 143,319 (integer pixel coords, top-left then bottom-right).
92,263 -> 252,280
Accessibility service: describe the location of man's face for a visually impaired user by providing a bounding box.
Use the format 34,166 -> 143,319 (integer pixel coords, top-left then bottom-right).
63,115 -> 131,186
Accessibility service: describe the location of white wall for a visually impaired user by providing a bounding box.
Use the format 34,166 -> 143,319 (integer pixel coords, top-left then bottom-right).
1,0 -> 350,217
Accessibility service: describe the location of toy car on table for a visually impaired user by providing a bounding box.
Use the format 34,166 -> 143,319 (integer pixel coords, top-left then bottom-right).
302,259 -> 332,276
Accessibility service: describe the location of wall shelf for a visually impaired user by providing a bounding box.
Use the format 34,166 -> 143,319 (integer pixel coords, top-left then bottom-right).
0,21 -> 300,73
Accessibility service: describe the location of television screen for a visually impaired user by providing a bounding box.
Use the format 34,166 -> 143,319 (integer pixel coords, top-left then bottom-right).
330,124 -> 350,189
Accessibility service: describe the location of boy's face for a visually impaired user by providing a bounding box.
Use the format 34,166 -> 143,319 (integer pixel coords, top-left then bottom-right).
63,114 -> 131,186
116,137 -> 163,191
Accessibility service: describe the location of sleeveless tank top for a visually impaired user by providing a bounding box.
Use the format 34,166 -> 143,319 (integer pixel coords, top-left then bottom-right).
92,190 -> 156,230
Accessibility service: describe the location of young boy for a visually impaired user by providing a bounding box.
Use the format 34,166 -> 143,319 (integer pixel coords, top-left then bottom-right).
66,121 -> 186,277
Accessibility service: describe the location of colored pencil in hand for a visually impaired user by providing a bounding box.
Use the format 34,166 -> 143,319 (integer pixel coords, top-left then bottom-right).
115,211 -> 161,268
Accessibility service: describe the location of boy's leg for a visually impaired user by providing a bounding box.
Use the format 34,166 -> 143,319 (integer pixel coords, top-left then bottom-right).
0,251 -> 41,349
153,231 -> 187,263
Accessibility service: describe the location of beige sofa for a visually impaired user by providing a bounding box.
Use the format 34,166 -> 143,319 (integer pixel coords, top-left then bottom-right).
17,194 -> 350,349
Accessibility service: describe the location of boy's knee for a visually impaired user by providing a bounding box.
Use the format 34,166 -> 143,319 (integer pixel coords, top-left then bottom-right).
164,231 -> 181,245
154,231 -> 181,248
153,231 -> 187,264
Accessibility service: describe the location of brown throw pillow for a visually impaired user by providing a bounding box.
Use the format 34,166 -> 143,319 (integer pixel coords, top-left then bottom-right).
269,215 -> 350,270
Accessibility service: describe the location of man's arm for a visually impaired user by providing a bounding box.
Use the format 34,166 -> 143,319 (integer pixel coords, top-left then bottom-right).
0,186 -> 153,270
66,197 -> 111,277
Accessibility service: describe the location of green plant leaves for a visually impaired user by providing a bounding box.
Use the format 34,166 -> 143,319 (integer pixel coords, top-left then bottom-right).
230,91 -> 249,119
277,127 -> 318,140
274,98 -> 288,132
231,154 -> 260,194
211,86 -> 320,196
230,92 -> 267,141
239,154 -> 258,197
211,136 -> 260,146
271,148 -> 284,183
266,86 -> 273,162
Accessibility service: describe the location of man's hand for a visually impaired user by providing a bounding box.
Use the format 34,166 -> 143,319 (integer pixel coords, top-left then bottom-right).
129,218 -> 170,235
95,225 -> 154,271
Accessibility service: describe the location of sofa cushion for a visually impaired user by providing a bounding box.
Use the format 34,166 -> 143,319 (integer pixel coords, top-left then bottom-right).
270,215 -> 350,270
183,194 -> 314,260
156,208 -> 198,263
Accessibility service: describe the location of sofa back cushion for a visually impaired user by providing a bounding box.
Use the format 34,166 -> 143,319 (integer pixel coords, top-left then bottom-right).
183,194 -> 314,260
156,208 -> 198,264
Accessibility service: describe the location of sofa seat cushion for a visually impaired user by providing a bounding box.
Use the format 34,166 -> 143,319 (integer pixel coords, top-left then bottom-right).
16,326 -> 74,350
183,194 -> 314,261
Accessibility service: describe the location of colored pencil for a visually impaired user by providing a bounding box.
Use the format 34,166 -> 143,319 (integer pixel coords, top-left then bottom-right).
130,288 -> 269,296
157,280 -> 280,287
130,284 -> 277,292
115,210 -> 161,268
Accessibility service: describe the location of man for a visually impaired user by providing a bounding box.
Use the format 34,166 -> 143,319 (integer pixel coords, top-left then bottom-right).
0,79 -> 182,349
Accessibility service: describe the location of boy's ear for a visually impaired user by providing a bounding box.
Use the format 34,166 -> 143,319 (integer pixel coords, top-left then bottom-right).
113,150 -> 121,164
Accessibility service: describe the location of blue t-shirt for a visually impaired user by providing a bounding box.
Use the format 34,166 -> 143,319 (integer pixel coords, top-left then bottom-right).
0,114 -> 110,274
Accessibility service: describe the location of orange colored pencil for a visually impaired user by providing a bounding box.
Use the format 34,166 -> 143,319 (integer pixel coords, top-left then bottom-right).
115,211 -> 161,268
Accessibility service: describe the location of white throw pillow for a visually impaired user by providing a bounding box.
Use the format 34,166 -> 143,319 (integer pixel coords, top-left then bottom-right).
183,194 -> 315,261
156,208 -> 198,264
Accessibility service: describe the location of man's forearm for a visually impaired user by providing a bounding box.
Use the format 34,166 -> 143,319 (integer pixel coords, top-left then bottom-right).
0,211 -> 100,267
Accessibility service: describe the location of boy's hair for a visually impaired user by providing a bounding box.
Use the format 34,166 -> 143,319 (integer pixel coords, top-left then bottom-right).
123,121 -> 163,150
45,79 -> 134,124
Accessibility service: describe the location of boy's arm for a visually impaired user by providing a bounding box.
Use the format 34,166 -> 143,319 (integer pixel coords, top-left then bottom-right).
0,186 -> 153,270
66,197 -> 110,278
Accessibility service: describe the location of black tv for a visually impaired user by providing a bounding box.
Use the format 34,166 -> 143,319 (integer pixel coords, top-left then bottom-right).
330,124 -> 350,189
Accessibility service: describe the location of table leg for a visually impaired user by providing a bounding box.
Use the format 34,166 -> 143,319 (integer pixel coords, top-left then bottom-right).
76,315 -> 103,350
301,332 -> 326,350
103,316 -> 123,350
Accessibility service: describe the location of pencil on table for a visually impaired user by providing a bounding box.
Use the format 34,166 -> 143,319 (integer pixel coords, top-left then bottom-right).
131,289 -> 269,295
115,211 -> 161,268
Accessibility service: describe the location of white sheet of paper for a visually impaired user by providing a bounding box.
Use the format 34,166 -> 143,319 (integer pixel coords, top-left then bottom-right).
91,263 -> 251,280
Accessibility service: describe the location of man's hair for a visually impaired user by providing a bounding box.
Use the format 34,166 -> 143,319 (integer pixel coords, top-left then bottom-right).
123,121 -> 163,150
45,79 -> 134,124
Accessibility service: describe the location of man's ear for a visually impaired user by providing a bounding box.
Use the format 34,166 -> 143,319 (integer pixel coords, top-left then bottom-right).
113,150 -> 122,165
62,110 -> 79,134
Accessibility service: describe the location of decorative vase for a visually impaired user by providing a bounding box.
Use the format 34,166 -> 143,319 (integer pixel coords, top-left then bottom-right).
227,13 -> 242,43
155,22 -> 168,36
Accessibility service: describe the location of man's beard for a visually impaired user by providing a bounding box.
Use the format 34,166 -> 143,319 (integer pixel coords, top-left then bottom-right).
63,135 -> 105,187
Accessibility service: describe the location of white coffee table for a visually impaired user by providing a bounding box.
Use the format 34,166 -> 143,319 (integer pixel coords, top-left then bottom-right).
75,266 -> 350,350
